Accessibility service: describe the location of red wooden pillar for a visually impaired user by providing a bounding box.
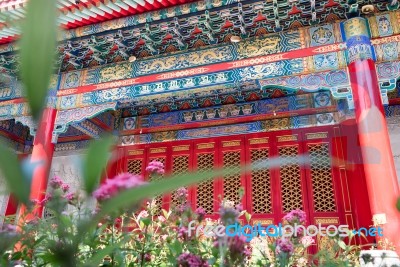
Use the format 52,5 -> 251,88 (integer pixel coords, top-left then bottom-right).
343,18 -> 400,252
18,108 -> 57,221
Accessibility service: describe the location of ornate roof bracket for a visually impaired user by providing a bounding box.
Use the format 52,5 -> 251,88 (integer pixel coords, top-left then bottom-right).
52,102 -> 117,143
14,116 -> 37,137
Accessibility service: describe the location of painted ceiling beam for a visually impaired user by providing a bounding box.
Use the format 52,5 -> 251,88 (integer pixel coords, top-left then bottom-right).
70,119 -> 103,139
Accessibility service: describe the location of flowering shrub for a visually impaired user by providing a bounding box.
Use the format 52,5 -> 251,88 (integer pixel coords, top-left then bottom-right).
0,162 -> 370,266
93,172 -> 147,201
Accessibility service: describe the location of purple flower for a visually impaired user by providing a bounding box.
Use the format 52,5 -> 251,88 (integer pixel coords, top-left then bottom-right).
175,203 -> 189,214
177,253 -> 209,267
0,224 -> 16,233
177,226 -> 188,240
219,204 -> 240,225
176,187 -> 188,199
93,173 -> 146,201
275,238 -> 294,255
228,235 -> 251,261
144,253 -> 151,262
145,161 -> 165,175
283,209 -> 307,225
195,207 -> 206,221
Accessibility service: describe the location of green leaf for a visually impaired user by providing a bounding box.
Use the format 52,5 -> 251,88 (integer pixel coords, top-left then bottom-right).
19,0 -> 57,121
82,135 -> 115,194
141,218 -> 151,226
0,142 -> 30,204
397,197 -> 400,212
338,240 -> 347,250
245,211 -> 251,223
87,240 -> 124,265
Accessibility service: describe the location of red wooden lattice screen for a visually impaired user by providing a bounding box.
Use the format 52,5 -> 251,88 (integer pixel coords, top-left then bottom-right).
121,124 -> 370,246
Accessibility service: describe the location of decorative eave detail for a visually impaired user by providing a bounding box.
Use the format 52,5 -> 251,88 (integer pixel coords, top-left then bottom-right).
52,102 -> 117,143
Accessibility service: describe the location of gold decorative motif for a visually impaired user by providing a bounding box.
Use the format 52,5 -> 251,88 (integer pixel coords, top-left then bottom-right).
252,219 -> 274,225
222,140 -> 241,147
128,149 -> 143,155
314,218 -> 339,224
171,155 -> 190,206
278,135 -> 298,142
197,143 -> 214,149
249,138 -> 269,144
263,118 -> 289,131
150,147 -> 166,153
309,144 -> 336,212
139,49 -> 229,74
343,17 -> 369,39
251,148 -> 272,214
306,132 -> 328,140
279,146 -> 303,212
196,153 -> 215,214
173,145 -> 190,151
149,157 -> 166,216
99,64 -> 132,82
127,159 -> 142,175
237,36 -> 280,58
223,151 -> 242,206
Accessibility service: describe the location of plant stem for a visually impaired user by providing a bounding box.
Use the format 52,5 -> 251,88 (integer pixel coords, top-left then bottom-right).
140,225 -> 149,267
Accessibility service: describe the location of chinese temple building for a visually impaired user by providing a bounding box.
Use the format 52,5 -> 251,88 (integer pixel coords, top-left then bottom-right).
0,0 -> 400,253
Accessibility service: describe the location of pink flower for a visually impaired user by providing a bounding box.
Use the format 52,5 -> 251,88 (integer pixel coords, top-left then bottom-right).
93,173 -> 146,201
301,236 -> 314,248
145,161 -> 165,175
283,209 -> 307,225
50,176 -> 64,189
275,238 -> 294,255
177,253 -> 209,267
235,204 -> 243,212
64,192 -> 77,204
61,183 -> 70,192
138,210 -> 149,219
158,215 -> 166,222
41,193 -> 52,205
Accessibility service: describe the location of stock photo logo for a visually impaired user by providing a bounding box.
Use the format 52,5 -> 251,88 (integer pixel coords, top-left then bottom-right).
187,221 -> 383,242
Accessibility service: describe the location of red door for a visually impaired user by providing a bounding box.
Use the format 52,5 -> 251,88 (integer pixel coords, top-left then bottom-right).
122,126 -> 351,233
